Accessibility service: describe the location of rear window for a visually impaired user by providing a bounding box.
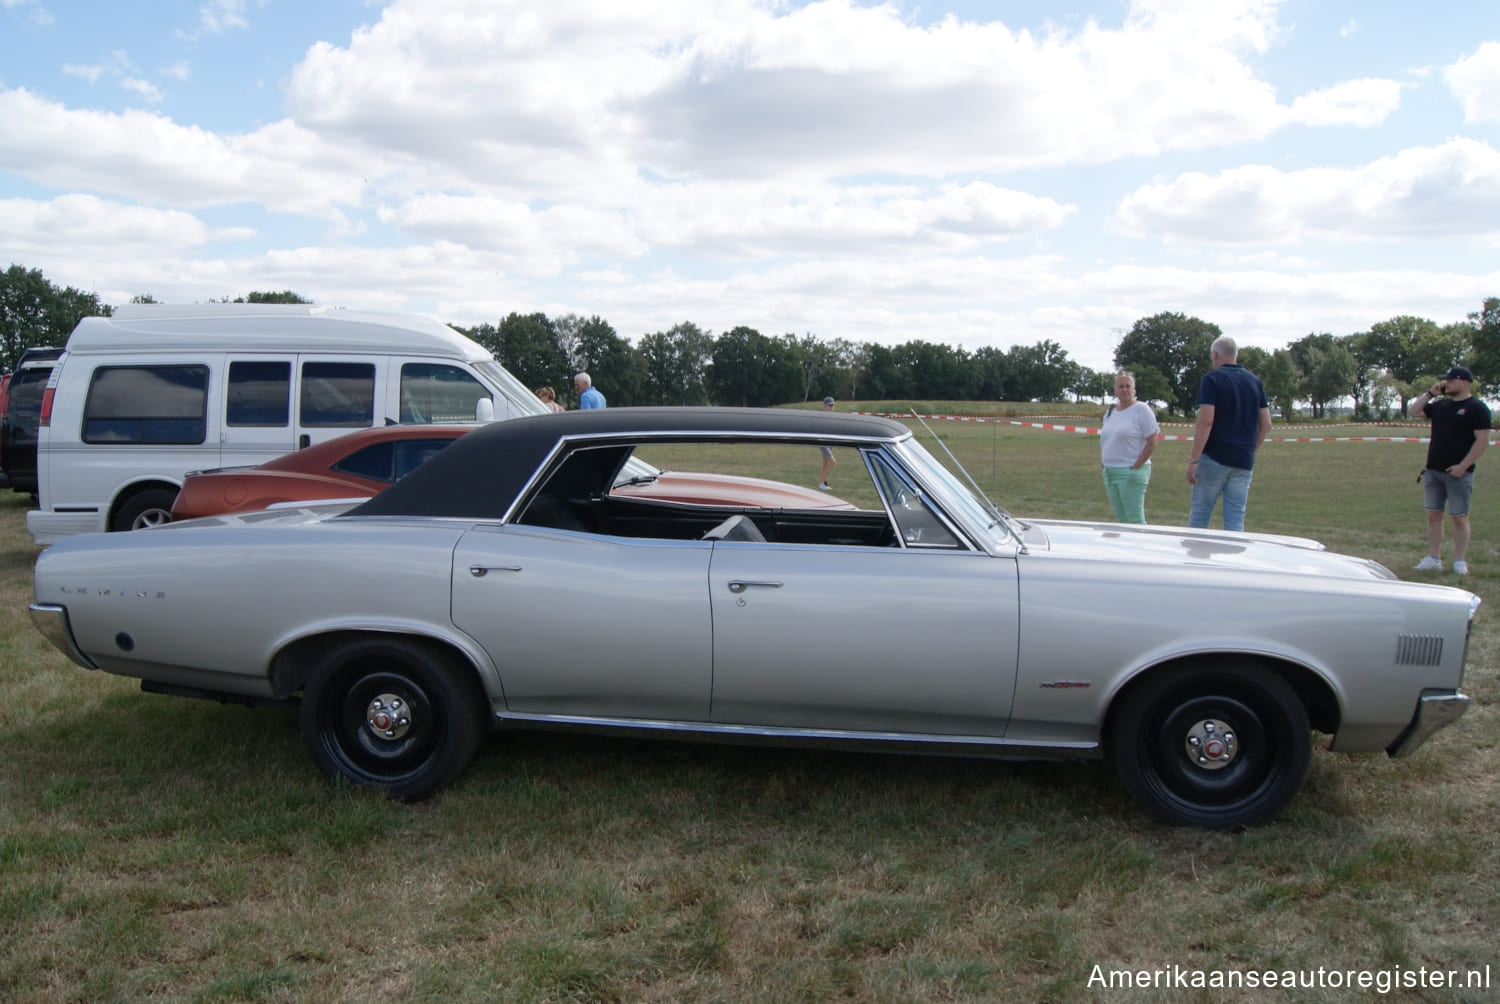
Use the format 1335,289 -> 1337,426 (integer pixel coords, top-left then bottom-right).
83,365 -> 209,444
4,367 -> 52,421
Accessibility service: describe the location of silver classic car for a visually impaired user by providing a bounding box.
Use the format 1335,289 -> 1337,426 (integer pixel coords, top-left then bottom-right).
31,408 -> 1476,828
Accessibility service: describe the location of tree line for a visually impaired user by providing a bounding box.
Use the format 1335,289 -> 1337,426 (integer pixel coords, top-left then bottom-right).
4,263 -> 1496,419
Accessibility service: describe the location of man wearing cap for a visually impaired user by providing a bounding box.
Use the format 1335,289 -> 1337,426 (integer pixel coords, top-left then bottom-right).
817,396 -> 837,489
1409,366 -> 1491,575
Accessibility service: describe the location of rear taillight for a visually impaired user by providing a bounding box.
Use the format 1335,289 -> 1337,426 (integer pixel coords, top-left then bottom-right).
39,387 -> 54,427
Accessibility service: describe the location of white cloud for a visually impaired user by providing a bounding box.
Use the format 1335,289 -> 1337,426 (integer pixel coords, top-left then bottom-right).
195,0 -> 249,35
1286,78 -> 1402,128
2,0 -> 53,27
1111,139 -> 1500,243
0,87 -> 375,218
3,194 -> 254,258
1446,42 -> 1500,126
282,0 -> 1294,186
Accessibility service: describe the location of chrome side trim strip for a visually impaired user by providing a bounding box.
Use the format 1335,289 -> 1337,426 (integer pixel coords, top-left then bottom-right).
492,710 -> 1099,758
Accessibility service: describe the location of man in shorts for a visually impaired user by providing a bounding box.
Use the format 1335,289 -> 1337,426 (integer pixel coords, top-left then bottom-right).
1409,365 -> 1491,575
817,396 -> 836,489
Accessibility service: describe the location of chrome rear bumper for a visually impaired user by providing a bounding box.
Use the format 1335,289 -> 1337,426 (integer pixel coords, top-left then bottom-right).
28,603 -> 98,670
1388,690 -> 1470,758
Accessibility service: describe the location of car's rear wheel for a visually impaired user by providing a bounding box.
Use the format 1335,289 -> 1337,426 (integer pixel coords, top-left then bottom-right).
113,487 -> 177,532
300,637 -> 487,800
1109,660 -> 1310,829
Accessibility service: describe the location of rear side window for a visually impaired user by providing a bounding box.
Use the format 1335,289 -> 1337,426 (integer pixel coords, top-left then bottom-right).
332,438 -> 455,483
400,363 -> 490,423
83,366 -> 209,444
301,362 -> 375,427
227,361 -> 290,426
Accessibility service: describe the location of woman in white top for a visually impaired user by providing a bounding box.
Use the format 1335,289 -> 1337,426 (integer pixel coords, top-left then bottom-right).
1099,370 -> 1159,523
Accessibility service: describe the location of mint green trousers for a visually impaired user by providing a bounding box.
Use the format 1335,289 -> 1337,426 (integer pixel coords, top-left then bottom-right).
1102,464 -> 1151,524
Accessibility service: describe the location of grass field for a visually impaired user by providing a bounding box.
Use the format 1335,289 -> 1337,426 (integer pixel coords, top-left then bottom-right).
2,411 -> 1496,1002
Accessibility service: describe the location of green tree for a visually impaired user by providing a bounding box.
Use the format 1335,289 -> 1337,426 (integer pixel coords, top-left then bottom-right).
494,312 -> 568,392
1009,339 -> 1079,402
0,264 -> 111,370
971,346 -> 1013,402
1113,312 -> 1219,415
1467,296 -> 1500,397
1260,349 -> 1301,420
1364,315 -> 1438,415
1301,343 -> 1357,418
573,315 -> 641,407
1124,365 -> 1172,407
709,326 -> 800,407
640,321 -> 713,405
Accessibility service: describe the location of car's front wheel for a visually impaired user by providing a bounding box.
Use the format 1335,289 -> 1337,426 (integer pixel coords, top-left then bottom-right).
1109,661 -> 1311,829
300,637 -> 487,800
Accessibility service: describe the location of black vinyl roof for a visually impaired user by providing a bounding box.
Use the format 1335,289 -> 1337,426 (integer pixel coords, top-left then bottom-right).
347,406 -> 911,520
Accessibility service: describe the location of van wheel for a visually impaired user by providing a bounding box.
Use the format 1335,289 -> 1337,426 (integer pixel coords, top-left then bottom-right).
113,488 -> 178,532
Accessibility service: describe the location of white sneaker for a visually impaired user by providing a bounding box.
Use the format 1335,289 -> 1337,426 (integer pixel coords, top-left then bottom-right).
1453,560 -> 1469,576
1414,555 -> 1443,571
818,482 -> 831,491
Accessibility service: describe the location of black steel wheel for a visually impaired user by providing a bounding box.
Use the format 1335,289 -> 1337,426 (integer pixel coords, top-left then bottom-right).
113,487 -> 178,532
1109,661 -> 1311,829
300,637 -> 487,800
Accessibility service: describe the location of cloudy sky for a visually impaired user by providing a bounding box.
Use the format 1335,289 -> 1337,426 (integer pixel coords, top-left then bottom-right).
2,0 -> 1498,370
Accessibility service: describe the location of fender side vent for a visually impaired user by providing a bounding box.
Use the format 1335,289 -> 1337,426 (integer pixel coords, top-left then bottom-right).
1396,634 -> 1444,666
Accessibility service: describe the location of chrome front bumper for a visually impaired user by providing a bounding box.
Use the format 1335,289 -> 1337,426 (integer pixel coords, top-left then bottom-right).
28,603 -> 98,670
1388,690 -> 1471,758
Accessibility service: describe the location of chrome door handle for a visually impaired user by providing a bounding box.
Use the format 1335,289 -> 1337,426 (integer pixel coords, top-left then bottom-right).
728,580 -> 783,593
469,564 -> 523,577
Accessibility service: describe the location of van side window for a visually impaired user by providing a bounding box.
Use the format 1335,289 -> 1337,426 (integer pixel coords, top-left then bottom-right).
227,361 -> 290,426
400,363 -> 491,423
301,362 -> 375,427
82,366 -> 209,445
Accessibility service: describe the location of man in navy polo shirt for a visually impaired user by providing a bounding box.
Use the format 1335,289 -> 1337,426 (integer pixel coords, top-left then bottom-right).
1186,337 -> 1271,532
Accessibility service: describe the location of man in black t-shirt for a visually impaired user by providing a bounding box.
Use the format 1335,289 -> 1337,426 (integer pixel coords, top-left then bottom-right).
1409,366 -> 1491,575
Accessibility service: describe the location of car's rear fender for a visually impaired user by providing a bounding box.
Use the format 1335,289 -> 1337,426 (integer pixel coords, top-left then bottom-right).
268,625 -> 506,716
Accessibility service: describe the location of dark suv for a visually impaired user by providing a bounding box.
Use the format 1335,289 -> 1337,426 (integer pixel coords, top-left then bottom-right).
1,347 -> 65,495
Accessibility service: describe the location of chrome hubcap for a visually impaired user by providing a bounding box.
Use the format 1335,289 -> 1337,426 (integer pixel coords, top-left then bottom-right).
1184,718 -> 1237,769
365,694 -> 412,740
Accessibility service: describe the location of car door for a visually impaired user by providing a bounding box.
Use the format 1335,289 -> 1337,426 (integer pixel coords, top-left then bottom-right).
451,523 -> 715,721
221,356 -> 297,465
295,356 -> 382,449
708,448 -> 1021,737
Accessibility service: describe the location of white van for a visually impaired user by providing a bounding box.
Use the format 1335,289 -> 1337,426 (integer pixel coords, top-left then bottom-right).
28,303 -> 548,545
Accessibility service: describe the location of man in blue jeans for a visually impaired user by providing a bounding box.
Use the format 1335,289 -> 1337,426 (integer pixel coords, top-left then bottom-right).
1186,337 -> 1271,531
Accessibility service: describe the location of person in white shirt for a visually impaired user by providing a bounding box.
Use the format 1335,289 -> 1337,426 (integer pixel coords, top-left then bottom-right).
1100,370 -> 1159,524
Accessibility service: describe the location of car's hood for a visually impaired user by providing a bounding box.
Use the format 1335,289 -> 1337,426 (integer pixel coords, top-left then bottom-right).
1021,519 -> 1399,581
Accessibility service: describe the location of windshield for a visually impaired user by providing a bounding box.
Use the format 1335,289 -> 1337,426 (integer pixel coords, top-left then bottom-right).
472,359 -> 550,419
890,437 -> 1018,550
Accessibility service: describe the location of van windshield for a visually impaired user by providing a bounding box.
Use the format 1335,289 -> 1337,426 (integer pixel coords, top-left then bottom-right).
474,359 -> 551,419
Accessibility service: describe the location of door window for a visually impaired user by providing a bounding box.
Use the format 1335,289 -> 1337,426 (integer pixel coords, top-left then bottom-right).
400,363 -> 491,423
300,362 -> 375,427
227,361 -> 290,426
